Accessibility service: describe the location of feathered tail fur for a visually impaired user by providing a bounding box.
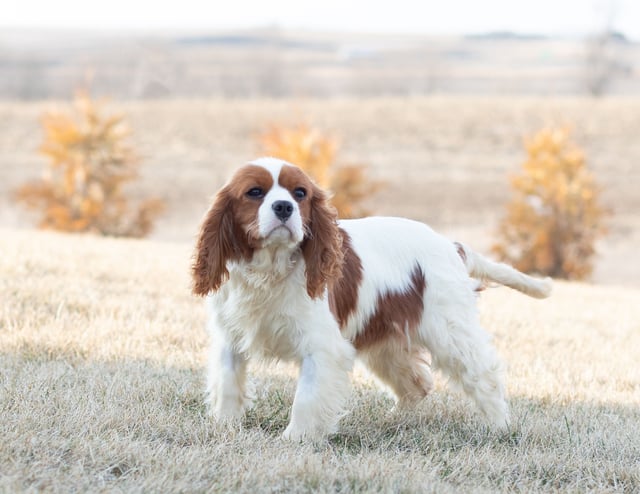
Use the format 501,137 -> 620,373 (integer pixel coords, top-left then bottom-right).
455,242 -> 552,299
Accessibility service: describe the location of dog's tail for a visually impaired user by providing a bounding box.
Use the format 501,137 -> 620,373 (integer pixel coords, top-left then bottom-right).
454,242 -> 552,299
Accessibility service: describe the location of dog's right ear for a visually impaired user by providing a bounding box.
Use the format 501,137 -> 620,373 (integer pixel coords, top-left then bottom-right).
192,187 -> 251,296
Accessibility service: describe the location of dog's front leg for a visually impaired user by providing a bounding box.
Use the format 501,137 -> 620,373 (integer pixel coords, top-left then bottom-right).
206,336 -> 250,421
283,333 -> 355,441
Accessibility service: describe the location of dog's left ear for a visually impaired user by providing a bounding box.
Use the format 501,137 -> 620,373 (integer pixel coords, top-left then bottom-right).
301,184 -> 344,299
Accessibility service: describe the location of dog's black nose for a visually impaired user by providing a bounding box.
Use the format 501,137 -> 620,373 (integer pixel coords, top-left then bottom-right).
272,200 -> 294,222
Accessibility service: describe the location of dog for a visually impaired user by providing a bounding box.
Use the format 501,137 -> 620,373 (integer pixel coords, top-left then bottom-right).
192,157 -> 552,440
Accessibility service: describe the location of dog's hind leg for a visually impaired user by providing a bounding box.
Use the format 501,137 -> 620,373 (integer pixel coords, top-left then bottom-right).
359,342 -> 434,407
421,294 -> 509,429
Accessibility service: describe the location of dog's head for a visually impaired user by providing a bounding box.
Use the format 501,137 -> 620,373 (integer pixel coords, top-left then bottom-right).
192,157 -> 344,298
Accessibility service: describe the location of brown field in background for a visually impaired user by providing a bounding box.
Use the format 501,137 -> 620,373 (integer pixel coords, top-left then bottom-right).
2,96 -> 639,286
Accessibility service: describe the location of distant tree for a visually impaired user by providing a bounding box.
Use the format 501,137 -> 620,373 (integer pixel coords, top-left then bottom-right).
583,1 -> 630,96
15,91 -> 164,237
258,123 -> 382,218
492,127 -> 608,280
584,31 -> 629,96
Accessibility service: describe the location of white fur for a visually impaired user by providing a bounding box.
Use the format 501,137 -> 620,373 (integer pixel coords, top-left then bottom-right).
206,250 -> 355,439
456,242 -> 553,298
203,159 -> 551,440
339,217 -> 510,427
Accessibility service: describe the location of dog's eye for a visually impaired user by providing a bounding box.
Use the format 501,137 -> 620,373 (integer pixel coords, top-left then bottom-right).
246,187 -> 264,199
293,187 -> 307,201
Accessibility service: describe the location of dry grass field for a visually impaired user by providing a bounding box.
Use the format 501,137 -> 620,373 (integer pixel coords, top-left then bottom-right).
1,227 -> 639,492
1,95 -> 639,491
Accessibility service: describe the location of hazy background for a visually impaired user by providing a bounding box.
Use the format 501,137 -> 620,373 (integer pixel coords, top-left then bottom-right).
1,0 -> 639,285
4,0 -> 640,36
2,0 -> 639,99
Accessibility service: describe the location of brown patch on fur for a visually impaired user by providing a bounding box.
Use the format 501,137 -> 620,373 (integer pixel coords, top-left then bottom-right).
191,165 -> 274,295
277,165 -> 314,228
454,241 -> 467,263
296,176 -> 344,300
454,241 -> 485,293
410,353 -> 434,401
360,346 -> 433,405
328,229 -> 363,328
353,264 -> 426,350
225,165 -> 275,247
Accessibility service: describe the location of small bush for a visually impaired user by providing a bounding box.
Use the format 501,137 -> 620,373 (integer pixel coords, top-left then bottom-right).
15,92 -> 163,237
492,127 -> 607,280
258,123 -> 381,218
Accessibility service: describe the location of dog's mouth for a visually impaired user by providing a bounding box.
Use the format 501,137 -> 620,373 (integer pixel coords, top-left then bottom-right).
265,224 -> 294,240
263,221 -> 307,247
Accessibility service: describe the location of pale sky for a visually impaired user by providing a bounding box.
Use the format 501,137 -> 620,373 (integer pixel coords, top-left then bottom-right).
3,0 -> 640,40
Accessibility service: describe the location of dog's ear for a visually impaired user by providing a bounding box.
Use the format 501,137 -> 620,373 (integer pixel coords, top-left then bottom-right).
192,187 -> 251,296
301,184 -> 344,299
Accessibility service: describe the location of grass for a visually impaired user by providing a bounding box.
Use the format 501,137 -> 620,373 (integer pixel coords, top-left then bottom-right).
1,228 -> 639,492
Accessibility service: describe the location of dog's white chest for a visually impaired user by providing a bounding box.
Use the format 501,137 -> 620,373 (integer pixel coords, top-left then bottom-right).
211,264 -> 308,361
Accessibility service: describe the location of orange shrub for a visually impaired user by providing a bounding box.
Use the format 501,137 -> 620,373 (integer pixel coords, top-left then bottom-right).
15,92 -> 163,237
492,127 -> 607,280
258,124 -> 381,218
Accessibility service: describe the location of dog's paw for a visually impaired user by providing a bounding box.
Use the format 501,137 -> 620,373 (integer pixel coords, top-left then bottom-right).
282,423 -> 306,442
282,423 -> 326,442
282,422 -> 331,443
208,402 -> 245,423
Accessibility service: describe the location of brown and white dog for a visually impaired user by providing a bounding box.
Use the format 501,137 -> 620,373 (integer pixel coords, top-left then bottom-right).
192,157 -> 551,440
